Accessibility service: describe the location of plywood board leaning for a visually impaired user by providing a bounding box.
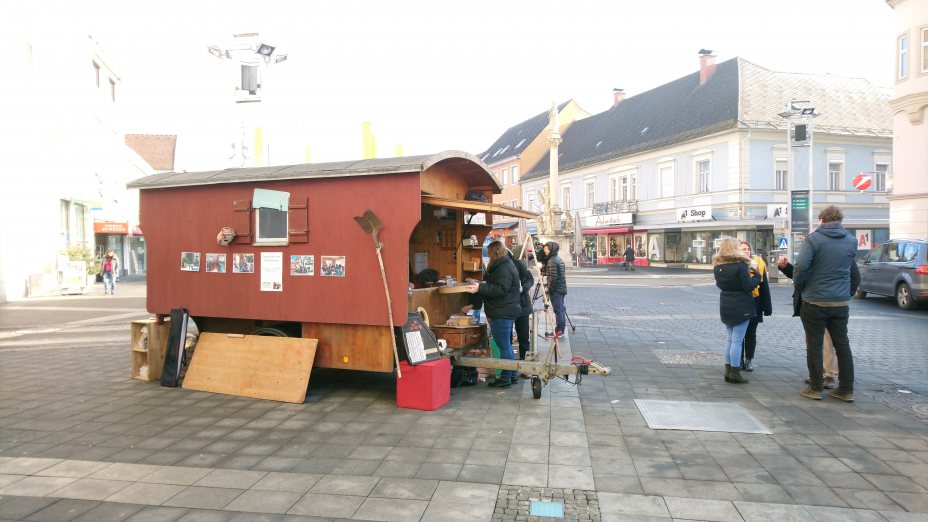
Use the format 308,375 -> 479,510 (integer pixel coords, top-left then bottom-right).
182,333 -> 318,403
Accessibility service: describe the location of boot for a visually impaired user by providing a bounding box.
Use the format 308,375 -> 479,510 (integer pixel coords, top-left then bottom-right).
724,364 -> 732,383
744,359 -> 753,372
729,367 -> 749,384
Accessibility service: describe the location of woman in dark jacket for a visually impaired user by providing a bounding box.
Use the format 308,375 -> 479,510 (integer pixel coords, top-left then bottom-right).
508,246 -> 535,360
713,238 -> 761,384
468,240 -> 522,387
738,241 -> 772,371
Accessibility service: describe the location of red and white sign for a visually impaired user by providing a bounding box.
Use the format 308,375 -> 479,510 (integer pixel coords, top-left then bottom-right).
856,230 -> 872,250
853,173 -> 872,191
93,221 -> 129,234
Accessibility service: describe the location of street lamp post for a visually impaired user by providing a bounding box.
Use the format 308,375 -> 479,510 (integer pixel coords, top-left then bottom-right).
778,101 -> 818,262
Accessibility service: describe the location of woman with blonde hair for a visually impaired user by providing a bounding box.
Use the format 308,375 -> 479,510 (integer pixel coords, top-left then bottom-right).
713,238 -> 760,384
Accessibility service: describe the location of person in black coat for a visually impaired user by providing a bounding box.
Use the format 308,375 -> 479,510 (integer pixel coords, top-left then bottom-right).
508,246 -> 535,360
738,241 -> 772,371
623,245 -> 635,271
468,240 -> 522,387
543,241 -> 568,336
713,238 -> 761,384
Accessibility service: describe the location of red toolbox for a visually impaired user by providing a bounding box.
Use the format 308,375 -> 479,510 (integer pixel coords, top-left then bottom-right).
396,358 -> 450,411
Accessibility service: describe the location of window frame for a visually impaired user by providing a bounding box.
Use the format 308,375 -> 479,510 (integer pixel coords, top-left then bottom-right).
584,179 -> 595,208
775,159 -> 788,191
561,184 -> 571,211
254,207 -> 289,246
511,165 -> 519,183
875,163 -> 889,192
658,161 -> 674,199
899,32 -> 910,80
501,167 -> 509,186
696,158 -> 711,194
827,162 -> 843,191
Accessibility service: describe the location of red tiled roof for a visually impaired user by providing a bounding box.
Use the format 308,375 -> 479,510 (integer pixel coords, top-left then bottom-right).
125,134 -> 177,171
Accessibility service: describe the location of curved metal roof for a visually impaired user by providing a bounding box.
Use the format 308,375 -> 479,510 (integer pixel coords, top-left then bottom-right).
127,150 -> 500,192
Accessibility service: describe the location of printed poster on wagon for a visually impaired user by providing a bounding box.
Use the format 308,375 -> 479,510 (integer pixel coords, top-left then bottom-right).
261,252 -> 283,291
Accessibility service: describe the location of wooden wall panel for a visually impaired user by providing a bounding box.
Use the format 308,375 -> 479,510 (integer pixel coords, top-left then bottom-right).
301,323 -> 394,372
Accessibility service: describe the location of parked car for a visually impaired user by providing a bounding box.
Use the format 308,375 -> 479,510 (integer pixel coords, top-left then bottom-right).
855,239 -> 928,310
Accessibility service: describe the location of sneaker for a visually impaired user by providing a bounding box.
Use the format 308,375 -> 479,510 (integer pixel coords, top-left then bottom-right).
800,386 -> 822,400
829,389 -> 854,402
488,379 -> 511,388
822,377 -> 836,389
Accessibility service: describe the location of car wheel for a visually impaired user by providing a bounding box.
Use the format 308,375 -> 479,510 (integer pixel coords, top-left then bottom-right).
896,283 -> 914,310
853,289 -> 867,299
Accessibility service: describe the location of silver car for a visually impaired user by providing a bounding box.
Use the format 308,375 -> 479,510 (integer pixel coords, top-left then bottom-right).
855,239 -> 928,310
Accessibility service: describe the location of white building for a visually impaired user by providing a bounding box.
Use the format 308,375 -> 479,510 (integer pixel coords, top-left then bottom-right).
888,0 -> 928,240
0,30 -> 154,301
521,55 -> 892,266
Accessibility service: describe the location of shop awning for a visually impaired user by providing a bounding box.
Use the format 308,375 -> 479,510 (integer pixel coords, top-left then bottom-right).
492,221 -> 519,230
421,196 -> 538,220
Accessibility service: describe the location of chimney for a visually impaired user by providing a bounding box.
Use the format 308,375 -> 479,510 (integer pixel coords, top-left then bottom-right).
698,49 -> 717,85
612,88 -> 625,107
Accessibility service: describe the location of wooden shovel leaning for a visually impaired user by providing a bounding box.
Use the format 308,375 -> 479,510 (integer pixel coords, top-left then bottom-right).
354,210 -> 402,378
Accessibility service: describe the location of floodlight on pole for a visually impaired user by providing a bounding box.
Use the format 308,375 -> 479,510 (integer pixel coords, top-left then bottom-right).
256,43 -> 275,56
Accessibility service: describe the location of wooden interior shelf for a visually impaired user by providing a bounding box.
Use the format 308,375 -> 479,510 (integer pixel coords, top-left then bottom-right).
131,319 -> 169,382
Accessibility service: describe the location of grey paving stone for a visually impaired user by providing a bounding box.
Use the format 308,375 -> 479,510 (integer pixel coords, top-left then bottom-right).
593,474 -> 644,494
88,463 -> 164,482
457,464 -> 504,484
0,476 -> 77,496
0,457 -> 62,475
878,512 -> 928,522
684,480 -> 744,501
223,490 -> 302,513
250,472 -> 322,493
414,462 -> 462,481
0,474 -> 24,488
733,483 -> 794,504
309,474 -> 380,496
639,477 -> 690,497
598,492 -> 670,517
664,496 -> 742,521
140,466 -> 212,486
194,469 -> 267,489
802,505 -> 887,522
548,464 -> 595,490
0,495 -> 58,520
352,497 -> 429,522
373,461 -> 421,478
174,509 -> 236,521
369,477 -> 437,500
502,461 -> 547,487
23,498 -> 99,522
287,493 -> 364,518
71,502 -> 144,522
52,478 -> 133,501
507,444 -> 548,464
106,482 -> 186,505
162,486 -> 244,510
249,456 -> 296,472
733,501 -> 815,521
862,473 -> 928,493
886,492 -> 928,513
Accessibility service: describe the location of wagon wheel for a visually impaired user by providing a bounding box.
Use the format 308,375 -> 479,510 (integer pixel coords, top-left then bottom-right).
252,326 -> 291,337
531,376 -> 542,399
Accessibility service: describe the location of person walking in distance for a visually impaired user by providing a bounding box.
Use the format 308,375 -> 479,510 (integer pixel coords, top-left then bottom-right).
778,256 -> 858,389
543,241 -> 568,337
467,240 -> 522,388
739,241 -> 772,372
100,250 -> 119,295
793,205 -> 858,402
623,244 -> 635,271
713,238 -> 760,384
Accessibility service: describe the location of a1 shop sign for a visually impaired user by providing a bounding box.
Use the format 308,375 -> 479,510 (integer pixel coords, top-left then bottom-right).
676,205 -> 712,223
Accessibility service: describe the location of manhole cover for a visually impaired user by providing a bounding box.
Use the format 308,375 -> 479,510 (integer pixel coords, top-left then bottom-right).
913,404 -> 928,415
635,399 -> 772,434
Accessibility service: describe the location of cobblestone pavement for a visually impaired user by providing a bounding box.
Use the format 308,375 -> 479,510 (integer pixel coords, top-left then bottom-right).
1,275 -> 928,521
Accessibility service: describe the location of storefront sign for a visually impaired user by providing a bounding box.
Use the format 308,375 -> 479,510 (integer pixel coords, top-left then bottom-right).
676,205 -> 712,223
790,191 -> 809,232
585,213 -> 633,227
856,230 -> 872,250
766,204 -> 789,219
94,221 -> 129,234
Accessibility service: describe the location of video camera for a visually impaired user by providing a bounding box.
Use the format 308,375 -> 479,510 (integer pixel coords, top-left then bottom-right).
534,241 -> 549,268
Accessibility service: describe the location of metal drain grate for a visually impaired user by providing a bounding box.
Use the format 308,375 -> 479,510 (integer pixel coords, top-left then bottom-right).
635,399 -> 772,434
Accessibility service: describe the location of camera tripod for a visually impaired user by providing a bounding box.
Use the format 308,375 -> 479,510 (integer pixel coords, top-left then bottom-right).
531,281 -> 575,337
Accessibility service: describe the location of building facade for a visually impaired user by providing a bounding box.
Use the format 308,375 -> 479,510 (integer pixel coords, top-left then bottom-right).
521,55 -> 892,266
888,0 -> 928,240
0,30 -> 154,301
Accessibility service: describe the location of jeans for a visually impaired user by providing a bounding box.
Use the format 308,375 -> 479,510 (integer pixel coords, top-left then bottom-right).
724,320 -> 750,368
102,271 -> 116,294
800,304 -> 854,392
489,317 -> 516,381
550,292 -> 566,334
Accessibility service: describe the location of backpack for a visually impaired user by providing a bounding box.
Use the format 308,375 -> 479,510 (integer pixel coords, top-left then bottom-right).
104,259 -> 113,272
450,365 -> 478,387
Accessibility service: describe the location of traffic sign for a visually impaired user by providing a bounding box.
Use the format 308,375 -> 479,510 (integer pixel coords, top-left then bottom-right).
778,237 -> 788,249
853,173 -> 872,191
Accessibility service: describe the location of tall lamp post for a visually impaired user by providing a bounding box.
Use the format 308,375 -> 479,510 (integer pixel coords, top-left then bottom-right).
778,100 -> 818,262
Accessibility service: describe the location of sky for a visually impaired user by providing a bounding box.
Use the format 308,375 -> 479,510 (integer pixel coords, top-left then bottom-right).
11,0 -> 897,171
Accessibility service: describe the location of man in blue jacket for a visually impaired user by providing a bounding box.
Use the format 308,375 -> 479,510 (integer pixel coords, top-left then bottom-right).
793,205 -> 857,402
